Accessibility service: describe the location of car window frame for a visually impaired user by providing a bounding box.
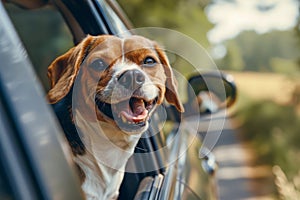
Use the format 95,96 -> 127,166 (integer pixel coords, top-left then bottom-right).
0,1 -> 84,199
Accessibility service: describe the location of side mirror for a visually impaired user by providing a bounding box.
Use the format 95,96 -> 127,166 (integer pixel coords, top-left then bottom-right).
186,71 -> 237,115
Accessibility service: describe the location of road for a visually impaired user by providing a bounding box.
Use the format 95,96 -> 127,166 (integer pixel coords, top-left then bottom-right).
212,117 -> 273,200
196,112 -> 273,200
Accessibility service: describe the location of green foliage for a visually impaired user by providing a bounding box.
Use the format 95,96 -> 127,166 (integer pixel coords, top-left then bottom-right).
270,58 -> 299,75
218,30 -> 300,73
5,0 -> 300,88
238,100 -> 300,178
118,0 -> 213,48
217,41 -> 245,71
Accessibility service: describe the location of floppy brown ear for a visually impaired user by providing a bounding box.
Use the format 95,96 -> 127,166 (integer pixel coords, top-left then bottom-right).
155,44 -> 184,112
47,35 -> 96,104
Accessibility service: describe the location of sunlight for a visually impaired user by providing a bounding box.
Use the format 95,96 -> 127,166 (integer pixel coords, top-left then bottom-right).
205,0 -> 300,43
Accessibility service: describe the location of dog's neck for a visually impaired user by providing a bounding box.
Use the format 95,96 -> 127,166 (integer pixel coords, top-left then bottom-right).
73,110 -> 141,199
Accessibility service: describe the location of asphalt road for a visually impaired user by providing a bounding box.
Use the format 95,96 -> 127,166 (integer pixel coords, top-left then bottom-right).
213,127 -> 254,199
212,117 -> 273,200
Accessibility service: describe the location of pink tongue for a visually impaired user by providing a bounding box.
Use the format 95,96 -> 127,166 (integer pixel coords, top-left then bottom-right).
132,99 -> 145,115
119,98 -> 148,123
131,98 -> 148,122
132,109 -> 148,122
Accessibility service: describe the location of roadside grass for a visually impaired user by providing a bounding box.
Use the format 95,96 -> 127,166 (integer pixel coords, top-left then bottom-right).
237,99 -> 300,178
273,165 -> 300,200
230,72 -> 300,198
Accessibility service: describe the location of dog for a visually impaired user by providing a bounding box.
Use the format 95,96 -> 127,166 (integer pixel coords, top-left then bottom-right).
47,35 -> 184,199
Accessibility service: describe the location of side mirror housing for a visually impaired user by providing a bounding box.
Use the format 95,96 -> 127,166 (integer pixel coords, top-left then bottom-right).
186,71 -> 237,115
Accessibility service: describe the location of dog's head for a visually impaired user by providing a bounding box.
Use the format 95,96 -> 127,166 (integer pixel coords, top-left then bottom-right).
47,35 -> 184,134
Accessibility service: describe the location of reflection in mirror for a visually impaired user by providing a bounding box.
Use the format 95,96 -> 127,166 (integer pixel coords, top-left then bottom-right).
186,71 -> 237,115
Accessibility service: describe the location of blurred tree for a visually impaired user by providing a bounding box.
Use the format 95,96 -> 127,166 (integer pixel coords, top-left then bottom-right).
216,41 -> 245,71
119,0 -> 300,74
118,0 -> 213,48
239,100 -> 300,178
218,30 -> 300,72
296,14 -> 300,68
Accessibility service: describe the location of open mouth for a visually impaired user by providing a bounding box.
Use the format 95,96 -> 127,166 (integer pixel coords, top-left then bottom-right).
96,96 -> 157,131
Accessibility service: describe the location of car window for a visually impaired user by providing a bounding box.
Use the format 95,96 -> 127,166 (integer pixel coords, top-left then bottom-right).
4,3 -> 73,90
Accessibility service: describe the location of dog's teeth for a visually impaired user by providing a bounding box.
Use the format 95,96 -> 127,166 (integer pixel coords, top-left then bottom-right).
121,115 -> 127,123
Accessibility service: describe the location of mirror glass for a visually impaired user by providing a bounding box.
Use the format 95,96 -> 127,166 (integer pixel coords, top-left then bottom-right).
186,72 -> 237,114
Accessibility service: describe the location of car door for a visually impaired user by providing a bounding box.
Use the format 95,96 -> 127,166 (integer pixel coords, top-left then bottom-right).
0,1 -> 84,199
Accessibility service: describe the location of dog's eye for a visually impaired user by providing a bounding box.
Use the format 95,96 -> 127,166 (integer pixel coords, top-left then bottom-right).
143,57 -> 157,67
90,59 -> 108,71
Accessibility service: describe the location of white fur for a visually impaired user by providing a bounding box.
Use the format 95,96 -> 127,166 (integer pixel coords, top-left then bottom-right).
74,110 -> 141,200
74,60 -> 159,199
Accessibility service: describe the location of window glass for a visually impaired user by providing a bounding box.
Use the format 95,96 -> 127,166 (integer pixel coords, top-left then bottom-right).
4,4 -> 73,90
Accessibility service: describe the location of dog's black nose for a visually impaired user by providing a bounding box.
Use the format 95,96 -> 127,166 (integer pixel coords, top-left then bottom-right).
118,69 -> 145,90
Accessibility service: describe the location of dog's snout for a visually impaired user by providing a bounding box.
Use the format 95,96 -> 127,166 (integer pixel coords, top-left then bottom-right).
118,69 -> 145,90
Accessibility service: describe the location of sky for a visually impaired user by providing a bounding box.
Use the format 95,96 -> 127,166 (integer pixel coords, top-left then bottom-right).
205,0 -> 300,44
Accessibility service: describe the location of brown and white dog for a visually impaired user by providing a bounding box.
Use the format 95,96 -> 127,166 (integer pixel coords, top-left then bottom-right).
47,35 -> 184,199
